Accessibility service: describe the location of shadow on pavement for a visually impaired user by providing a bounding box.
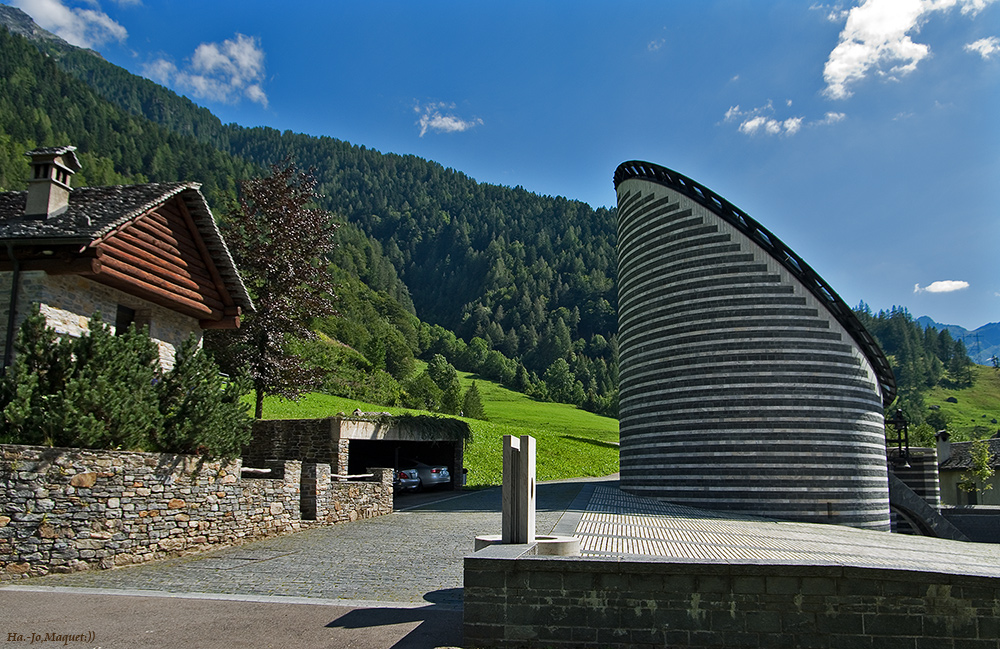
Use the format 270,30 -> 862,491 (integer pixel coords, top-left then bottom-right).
395,475 -> 619,515
326,588 -> 463,649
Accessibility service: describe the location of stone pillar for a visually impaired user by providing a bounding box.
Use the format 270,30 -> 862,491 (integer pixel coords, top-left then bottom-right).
452,440 -> 465,491
332,438 -> 350,477
501,435 -> 536,544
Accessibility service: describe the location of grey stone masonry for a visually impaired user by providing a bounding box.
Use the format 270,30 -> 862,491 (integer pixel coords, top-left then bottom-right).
464,547 -> 1000,649
615,163 -> 891,530
246,416 -> 466,489
0,445 -> 392,580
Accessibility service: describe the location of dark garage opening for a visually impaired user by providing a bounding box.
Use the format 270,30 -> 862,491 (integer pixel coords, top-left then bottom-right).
348,439 -> 458,489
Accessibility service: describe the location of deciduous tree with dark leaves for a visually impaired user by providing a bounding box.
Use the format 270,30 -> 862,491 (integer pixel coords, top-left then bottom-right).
211,163 -> 338,418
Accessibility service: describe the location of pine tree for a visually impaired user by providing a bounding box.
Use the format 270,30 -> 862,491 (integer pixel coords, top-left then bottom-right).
462,382 -> 487,420
66,316 -> 163,451
156,336 -> 252,457
0,306 -> 251,456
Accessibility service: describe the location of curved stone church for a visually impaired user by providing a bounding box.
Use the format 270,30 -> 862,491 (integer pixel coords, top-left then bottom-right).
615,160 -> 896,530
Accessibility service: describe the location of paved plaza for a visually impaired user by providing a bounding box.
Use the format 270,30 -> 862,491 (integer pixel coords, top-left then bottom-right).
569,484 -> 1000,576
2,475 -> 999,648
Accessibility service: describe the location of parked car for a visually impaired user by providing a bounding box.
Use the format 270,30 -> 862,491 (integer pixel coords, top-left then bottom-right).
398,458 -> 451,490
394,467 -> 421,493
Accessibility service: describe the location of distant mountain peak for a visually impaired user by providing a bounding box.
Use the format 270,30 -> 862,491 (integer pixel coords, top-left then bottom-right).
918,315 -> 1000,364
0,4 -> 100,58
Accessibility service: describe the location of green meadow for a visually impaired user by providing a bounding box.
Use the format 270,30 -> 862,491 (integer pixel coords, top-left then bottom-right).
925,364 -> 1000,441
257,370 -> 619,487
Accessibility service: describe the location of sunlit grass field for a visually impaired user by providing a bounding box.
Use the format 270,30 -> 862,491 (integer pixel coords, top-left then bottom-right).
925,364 -> 1000,441
257,370 -> 619,487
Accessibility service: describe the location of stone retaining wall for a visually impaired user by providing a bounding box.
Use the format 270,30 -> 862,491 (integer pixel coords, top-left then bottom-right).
245,418 -> 344,471
464,545 -> 1000,649
0,445 -> 392,580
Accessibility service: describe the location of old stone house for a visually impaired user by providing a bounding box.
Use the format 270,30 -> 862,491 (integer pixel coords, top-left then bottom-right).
0,146 -> 253,368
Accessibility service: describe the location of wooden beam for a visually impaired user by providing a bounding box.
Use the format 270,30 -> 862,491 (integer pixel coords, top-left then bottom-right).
117,225 -> 184,260
131,218 -> 202,260
96,258 -> 222,316
174,196 -> 235,308
200,315 -> 241,329
100,243 -> 222,299
0,246 -> 101,262
103,237 -> 217,290
90,265 -> 219,319
0,258 -> 101,274
142,210 -> 199,250
115,231 -> 214,284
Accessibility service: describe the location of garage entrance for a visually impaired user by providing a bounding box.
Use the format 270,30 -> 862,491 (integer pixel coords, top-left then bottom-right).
348,439 -> 458,486
245,414 -> 470,494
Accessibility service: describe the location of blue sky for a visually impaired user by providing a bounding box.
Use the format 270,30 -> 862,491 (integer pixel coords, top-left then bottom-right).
6,0 -> 999,330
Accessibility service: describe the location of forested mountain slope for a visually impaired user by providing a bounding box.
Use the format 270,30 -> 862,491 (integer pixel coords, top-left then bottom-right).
8,12 -> 989,426
0,19 -> 619,412
53,43 -> 621,385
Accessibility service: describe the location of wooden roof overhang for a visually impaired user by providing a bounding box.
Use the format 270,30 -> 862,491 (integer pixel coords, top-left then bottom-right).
0,184 -> 253,329
88,193 -> 241,328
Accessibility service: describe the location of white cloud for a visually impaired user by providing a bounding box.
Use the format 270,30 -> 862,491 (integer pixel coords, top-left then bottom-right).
810,2 -> 852,22
414,102 -> 483,137
648,38 -> 666,52
914,280 -> 970,293
958,0 -> 996,14
143,34 -> 268,107
823,0 -> 1000,100
724,103 -> 807,136
817,111 -> 848,124
12,0 -> 127,48
965,36 -> 1000,59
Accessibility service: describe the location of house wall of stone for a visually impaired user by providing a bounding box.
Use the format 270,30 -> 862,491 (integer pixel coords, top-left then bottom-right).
0,271 -> 201,369
0,445 -> 392,580
616,177 -> 890,530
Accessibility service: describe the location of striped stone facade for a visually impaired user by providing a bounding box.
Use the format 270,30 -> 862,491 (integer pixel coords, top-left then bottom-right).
615,161 -> 894,530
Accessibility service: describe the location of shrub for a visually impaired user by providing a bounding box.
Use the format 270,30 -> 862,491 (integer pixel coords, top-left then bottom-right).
155,336 -> 253,457
0,306 -> 251,457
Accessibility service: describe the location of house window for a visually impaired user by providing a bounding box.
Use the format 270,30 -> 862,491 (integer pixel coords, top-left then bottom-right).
115,305 -> 135,335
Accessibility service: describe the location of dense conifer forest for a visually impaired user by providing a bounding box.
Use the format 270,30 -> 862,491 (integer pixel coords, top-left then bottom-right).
854,303 -> 976,429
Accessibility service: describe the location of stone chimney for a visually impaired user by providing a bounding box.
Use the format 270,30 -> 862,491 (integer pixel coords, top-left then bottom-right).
24,146 -> 81,218
935,430 -> 951,464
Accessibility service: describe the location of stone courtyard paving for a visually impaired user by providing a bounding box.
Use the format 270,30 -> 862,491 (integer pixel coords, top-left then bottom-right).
1,478 -> 598,609
569,485 -> 1000,577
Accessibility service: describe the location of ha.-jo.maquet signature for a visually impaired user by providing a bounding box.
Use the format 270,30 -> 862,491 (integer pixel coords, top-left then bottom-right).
6,631 -> 96,645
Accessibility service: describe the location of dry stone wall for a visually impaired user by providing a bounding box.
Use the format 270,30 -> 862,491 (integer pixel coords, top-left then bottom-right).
0,444 -> 392,580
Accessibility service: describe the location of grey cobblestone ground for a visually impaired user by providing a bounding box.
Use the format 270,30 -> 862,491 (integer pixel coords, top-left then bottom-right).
4,479 -> 599,608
